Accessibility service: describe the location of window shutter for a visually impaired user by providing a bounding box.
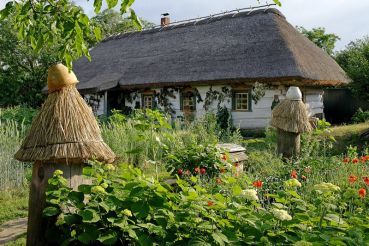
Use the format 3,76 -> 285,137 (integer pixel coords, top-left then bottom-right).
248,91 -> 252,112
232,92 -> 236,110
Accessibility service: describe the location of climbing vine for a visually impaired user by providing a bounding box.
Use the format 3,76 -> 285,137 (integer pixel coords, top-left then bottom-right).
251,82 -> 269,104
155,88 -> 178,114
203,86 -> 231,111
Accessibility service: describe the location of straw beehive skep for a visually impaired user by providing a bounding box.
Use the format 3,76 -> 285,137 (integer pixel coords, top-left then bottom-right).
14,64 -> 115,164
270,99 -> 312,134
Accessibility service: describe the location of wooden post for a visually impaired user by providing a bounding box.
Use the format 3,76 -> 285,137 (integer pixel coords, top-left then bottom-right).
26,162 -> 87,245
277,128 -> 300,159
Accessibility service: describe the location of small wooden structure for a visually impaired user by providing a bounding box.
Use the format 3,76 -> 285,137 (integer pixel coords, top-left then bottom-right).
217,143 -> 247,174
270,86 -> 312,159
14,64 -> 115,246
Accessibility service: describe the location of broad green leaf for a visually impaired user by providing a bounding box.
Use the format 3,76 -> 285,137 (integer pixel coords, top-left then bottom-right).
98,230 -> 117,245
79,209 -> 100,223
129,9 -> 142,30
93,0 -> 102,14
273,0 -> 282,6
94,26 -> 102,41
120,0 -> 135,13
0,2 -> 14,21
232,185 -> 242,196
137,233 -> 153,246
106,0 -> 119,9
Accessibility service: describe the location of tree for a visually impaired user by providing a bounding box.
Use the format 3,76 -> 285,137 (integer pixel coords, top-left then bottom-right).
0,0 -> 283,68
335,37 -> 369,102
297,26 -> 340,56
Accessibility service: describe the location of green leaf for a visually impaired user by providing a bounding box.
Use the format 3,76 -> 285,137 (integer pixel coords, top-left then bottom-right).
120,0 -> 135,13
211,231 -> 228,246
94,26 -> 102,41
273,0 -> 282,6
43,206 -> 59,217
98,231 -> 117,245
68,191 -> 84,205
0,2 -> 14,21
79,209 -> 100,223
129,9 -> 142,30
106,0 -> 119,9
137,233 -> 153,246
93,0 -> 102,14
64,214 -> 81,225
30,36 -> 37,50
78,184 -> 92,194
232,185 -> 242,196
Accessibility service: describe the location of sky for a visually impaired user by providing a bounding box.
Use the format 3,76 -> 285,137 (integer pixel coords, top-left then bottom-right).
1,0 -> 368,51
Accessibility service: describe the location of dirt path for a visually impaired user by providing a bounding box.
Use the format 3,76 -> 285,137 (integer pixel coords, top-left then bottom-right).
0,218 -> 27,245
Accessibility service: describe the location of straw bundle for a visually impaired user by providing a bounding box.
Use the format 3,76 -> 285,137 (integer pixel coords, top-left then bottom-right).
270,99 -> 312,134
15,65 -> 115,164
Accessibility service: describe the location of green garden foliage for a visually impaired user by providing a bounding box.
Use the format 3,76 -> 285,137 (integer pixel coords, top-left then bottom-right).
352,108 -> 369,123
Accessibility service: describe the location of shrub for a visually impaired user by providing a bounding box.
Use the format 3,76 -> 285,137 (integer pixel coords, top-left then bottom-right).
352,108 -> 369,123
0,106 -> 38,126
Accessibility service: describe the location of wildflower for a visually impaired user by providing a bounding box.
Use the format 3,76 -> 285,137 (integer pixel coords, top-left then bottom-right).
252,180 -> 263,188
301,175 -> 307,181
349,175 -> 358,184
220,168 -> 225,173
207,201 -> 214,206
343,157 -> 350,163
234,162 -> 240,168
185,170 -> 191,175
314,182 -> 340,193
271,208 -> 292,221
200,168 -> 206,175
304,166 -> 312,173
352,158 -> 359,164
216,178 -> 222,184
291,170 -> 298,179
242,189 -> 259,201
359,188 -> 366,198
221,155 -> 227,161
194,167 -> 200,173
104,164 -> 116,171
362,176 -> 369,185
177,169 -> 183,175
91,185 -> 106,194
361,156 -> 367,163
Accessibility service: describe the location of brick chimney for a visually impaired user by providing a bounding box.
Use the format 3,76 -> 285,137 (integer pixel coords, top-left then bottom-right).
161,13 -> 170,27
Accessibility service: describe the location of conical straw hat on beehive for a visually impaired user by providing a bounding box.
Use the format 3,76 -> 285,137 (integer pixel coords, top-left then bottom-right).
14,64 -> 115,164
270,87 -> 312,134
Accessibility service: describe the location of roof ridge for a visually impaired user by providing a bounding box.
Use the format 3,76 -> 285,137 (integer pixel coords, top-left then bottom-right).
102,7 -> 284,42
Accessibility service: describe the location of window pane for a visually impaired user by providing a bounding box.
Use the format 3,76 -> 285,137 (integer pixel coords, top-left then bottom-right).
235,92 -> 249,110
143,95 -> 153,109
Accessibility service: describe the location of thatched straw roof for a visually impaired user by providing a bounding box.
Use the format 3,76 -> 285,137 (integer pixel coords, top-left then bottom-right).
270,99 -> 312,133
15,65 -> 115,164
72,8 -> 349,93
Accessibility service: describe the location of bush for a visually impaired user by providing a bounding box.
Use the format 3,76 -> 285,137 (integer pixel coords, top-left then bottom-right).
44,161 -> 369,245
0,106 -> 38,126
352,108 -> 369,123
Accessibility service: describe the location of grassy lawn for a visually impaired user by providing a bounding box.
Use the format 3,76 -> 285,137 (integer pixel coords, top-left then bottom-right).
4,235 -> 26,246
330,122 -> 369,153
0,188 -> 28,225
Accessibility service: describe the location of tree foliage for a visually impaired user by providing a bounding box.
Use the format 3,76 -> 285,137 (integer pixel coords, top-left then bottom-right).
336,37 -> 369,102
0,0 -> 140,68
297,26 -> 340,56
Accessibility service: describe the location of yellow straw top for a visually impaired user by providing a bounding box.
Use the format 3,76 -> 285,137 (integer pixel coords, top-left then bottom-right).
47,64 -> 78,93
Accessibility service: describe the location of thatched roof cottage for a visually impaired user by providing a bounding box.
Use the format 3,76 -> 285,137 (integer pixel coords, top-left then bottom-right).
73,8 -> 349,129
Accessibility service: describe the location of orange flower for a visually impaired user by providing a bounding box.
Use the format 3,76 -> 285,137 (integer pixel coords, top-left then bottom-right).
233,162 -> 240,168
301,175 -> 307,181
349,175 -> 358,184
361,156 -> 367,163
365,155 -> 369,161
221,155 -> 227,161
216,178 -> 222,184
252,180 -> 263,188
291,170 -> 298,179
220,168 -> 225,173
207,201 -> 214,206
343,157 -> 350,163
352,158 -> 359,164
363,176 -> 369,185
359,188 -> 366,198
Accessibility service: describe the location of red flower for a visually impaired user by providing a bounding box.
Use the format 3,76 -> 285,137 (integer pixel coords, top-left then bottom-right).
252,180 -> 263,188
177,169 -> 183,175
301,175 -> 307,181
216,178 -> 222,184
194,167 -> 200,173
221,155 -> 227,161
233,162 -> 240,168
200,168 -> 206,175
359,188 -> 366,198
207,201 -> 214,206
291,170 -> 298,179
363,176 -> 369,185
349,175 -> 358,184
343,157 -> 350,163
365,156 -> 369,162
352,158 -> 359,164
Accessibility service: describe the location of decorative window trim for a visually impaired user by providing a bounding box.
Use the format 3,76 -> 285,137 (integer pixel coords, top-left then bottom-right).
180,90 -> 197,111
232,90 -> 252,112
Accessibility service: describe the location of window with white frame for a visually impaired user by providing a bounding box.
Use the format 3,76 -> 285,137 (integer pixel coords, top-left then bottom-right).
142,94 -> 153,109
234,92 -> 250,111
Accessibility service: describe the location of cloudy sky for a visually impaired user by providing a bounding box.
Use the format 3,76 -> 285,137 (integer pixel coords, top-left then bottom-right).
1,0 -> 368,51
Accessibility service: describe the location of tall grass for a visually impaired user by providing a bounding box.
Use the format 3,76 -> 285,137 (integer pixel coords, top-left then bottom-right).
0,120 -> 28,190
